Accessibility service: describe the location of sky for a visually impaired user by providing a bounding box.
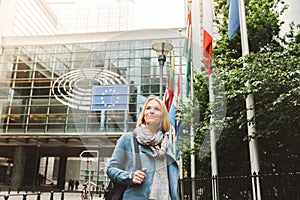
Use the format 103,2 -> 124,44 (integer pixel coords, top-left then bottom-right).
132,0 -> 185,29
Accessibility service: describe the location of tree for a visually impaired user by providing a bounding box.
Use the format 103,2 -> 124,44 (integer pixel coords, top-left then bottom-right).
179,0 -> 300,179
213,0 -> 300,175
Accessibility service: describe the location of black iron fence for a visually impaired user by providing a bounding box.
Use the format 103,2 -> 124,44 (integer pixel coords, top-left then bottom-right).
178,172 -> 300,200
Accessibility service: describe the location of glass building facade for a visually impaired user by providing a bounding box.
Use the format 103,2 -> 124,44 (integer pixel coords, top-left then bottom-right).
45,0 -> 135,33
0,0 -> 60,36
0,29 -> 186,136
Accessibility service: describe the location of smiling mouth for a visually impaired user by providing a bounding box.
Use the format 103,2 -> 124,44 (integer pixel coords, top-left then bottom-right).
146,116 -> 157,120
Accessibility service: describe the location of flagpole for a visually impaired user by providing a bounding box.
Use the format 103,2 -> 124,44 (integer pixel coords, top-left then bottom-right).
178,28 -> 185,200
179,29 -> 183,102
190,61 -> 196,200
209,74 -> 219,200
202,0 -> 219,198
238,0 -> 261,199
188,4 -> 196,200
171,50 -> 176,152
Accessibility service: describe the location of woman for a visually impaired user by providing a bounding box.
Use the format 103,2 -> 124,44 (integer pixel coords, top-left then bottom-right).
106,95 -> 178,200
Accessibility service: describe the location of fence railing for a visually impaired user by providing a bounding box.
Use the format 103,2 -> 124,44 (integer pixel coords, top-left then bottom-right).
178,172 -> 300,200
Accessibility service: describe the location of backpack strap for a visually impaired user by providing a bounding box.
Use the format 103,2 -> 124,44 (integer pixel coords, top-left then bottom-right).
133,133 -> 142,170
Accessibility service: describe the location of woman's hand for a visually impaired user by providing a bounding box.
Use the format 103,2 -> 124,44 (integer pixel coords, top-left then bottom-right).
132,168 -> 147,184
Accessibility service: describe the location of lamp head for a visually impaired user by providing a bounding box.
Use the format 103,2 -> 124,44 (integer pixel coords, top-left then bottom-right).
152,42 -> 173,66
152,42 -> 173,57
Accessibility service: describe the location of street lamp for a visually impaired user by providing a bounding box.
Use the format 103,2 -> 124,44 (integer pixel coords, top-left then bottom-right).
152,42 -> 173,99
80,150 -> 99,200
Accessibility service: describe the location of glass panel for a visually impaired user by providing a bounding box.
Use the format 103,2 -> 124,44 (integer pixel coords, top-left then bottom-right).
27,99 -> 48,132
8,101 -> 27,132
47,101 -> 68,132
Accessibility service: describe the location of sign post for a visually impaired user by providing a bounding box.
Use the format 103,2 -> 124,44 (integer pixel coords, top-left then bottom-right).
80,150 -> 99,200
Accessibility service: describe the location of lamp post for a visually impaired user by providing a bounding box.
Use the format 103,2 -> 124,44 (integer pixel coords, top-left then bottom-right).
152,42 -> 173,99
80,150 -> 99,200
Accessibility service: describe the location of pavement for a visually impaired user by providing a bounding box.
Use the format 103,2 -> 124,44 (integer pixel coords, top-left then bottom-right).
0,191 -> 104,200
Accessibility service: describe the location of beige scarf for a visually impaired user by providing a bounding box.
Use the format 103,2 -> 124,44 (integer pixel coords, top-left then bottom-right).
133,125 -> 169,158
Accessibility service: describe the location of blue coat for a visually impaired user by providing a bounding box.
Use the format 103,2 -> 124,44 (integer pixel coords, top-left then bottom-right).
106,132 -> 179,200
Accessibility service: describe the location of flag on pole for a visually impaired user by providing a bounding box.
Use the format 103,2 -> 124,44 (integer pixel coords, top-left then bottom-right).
163,53 -> 175,111
176,71 -> 183,159
169,96 -> 177,129
228,0 -> 240,40
177,72 -> 181,98
168,77 -> 183,160
163,74 -> 174,111
183,11 -> 192,97
202,0 -> 214,74
228,0 -> 262,197
170,51 -> 175,92
168,56 -> 179,124
92,85 -> 128,110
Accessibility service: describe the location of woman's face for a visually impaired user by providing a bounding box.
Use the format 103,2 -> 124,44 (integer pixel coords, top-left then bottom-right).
144,99 -> 162,128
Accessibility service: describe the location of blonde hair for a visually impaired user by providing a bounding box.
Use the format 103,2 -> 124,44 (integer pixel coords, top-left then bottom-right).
136,95 -> 170,133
